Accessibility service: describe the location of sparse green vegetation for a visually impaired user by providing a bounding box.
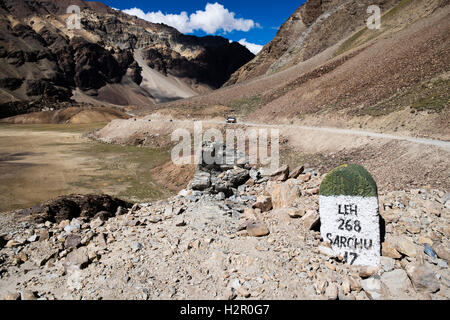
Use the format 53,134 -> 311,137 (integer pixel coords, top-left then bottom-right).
334,28 -> 367,57
229,95 -> 262,116
0,123 -> 108,133
69,141 -> 173,202
0,124 -> 173,212
356,77 -> 449,116
334,0 -> 416,57
411,96 -> 448,113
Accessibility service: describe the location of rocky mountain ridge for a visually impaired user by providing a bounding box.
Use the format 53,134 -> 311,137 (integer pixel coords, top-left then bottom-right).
225,0 -> 401,85
0,0 -> 254,118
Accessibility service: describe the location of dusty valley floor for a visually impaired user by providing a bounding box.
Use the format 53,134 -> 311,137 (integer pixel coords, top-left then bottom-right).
0,124 -> 173,213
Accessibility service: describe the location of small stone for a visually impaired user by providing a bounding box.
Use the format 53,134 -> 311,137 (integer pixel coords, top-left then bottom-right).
268,165 -> 289,182
58,220 -> 70,230
245,179 -> 255,187
90,218 -> 104,230
300,210 -> 320,230
225,288 -> 237,300
406,224 -> 421,234
252,195 -> 273,212
178,189 -> 190,197
361,276 -> 386,300
417,236 -> 433,246
131,203 -> 140,213
325,261 -> 336,271
3,292 -> 21,300
318,245 -> 335,257
395,236 -> 420,257
173,207 -> 185,215
341,279 -> 351,295
5,240 -> 22,248
244,208 -> 257,219
406,263 -> 440,293
149,216 -> 162,224
286,208 -> 306,218
380,257 -> 395,272
94,211 -> 114,221
324,283 -> 338,300
247,223 -> 270,237
382,242 -> 402,259
380,269 -> 413,298
65,234 -> 82,249
298,173 -> 312,182
228,167 -> 250,187
267,179 -> 302,209
433,243 -> 450,263
16,251 -> 28,264
189,171 -> 211,191
27,234 -> 39,242
434,259 -> 448,268
131,242 -> 143,252
423,244 -> 436,259
63,247 -> 89,270
349,277 -> 362,292
441,193 -> 450,204
315,278 -> 328,295
115,206 -> 126,216
39,230 -> 49,242
175,219 -> 186,227
359,266 -> 379,278
289,166 -> 304,179
20,290 -> 37,300
95,233 -> 107,248
64,219 -> 81,233
236,287 -> 251,298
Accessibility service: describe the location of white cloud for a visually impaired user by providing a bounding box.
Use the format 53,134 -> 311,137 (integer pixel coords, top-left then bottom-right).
122,2 -> 258,35
238,38 -> 263,55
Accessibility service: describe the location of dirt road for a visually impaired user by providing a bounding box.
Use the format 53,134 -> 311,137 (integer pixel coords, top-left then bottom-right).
201,120 -> 450,150
97,116 -> 449,191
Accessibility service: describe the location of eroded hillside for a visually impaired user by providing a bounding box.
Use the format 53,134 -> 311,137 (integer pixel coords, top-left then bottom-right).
153,0 -> 449,140
0,0 -> 254,117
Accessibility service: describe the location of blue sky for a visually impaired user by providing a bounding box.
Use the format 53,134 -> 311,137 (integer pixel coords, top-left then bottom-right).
101,0 -> 306,54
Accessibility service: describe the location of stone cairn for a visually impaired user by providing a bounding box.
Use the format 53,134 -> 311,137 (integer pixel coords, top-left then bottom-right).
186,141 -> 265,199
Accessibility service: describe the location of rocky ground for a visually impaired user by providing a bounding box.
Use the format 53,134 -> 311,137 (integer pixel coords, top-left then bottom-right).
0,142 -> 448,300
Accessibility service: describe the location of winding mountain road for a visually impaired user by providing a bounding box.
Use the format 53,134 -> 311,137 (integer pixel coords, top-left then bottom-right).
196,119 -> 450,150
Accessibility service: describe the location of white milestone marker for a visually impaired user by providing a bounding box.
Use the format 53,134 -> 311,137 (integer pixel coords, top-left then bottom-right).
319,164 -> 381,267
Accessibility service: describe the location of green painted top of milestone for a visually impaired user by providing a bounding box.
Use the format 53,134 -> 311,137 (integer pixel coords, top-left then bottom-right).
320,164 -> 378,197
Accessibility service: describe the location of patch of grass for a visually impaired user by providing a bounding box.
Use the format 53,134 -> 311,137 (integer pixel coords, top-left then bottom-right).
411,96 -> 448,113
229,95 -> 262,117
356,78 -> 450,116
0,123 -> 107,133
71,141 -> 174,203
334,0 -> 416,57
334,28 -> 367,57
382,0 -> 416,20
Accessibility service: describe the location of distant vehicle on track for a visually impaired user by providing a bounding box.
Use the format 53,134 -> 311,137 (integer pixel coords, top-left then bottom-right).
226,116 -> 237,124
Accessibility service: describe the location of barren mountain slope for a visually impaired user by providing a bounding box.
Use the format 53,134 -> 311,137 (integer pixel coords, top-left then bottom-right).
151,0 -> 449,140
225,0 -> 400,85
0,0 -> 254,117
